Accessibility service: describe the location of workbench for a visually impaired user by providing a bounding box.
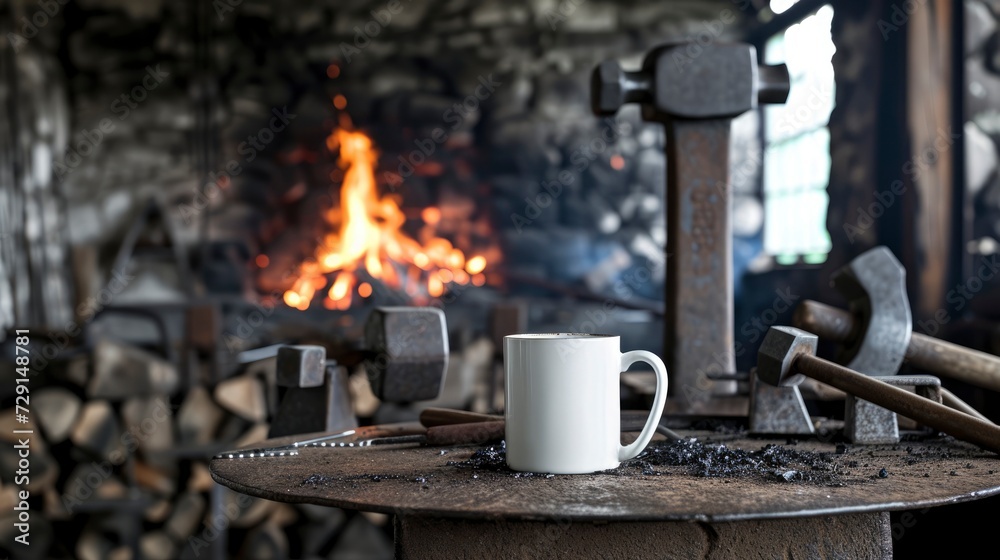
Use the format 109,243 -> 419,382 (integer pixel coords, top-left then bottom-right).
210,426 -> 1000,559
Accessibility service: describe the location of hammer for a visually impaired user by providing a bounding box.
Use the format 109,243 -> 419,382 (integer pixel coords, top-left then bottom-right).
268,307 -> 450,438
592,43 -> 789,414
793,246 -> 1000,393
757,326 -> 1000,454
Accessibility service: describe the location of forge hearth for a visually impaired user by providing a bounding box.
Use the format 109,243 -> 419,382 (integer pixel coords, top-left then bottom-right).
256,122 -> 498,312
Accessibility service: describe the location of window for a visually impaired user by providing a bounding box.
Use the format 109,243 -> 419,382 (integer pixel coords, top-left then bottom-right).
762,4 -> 836,265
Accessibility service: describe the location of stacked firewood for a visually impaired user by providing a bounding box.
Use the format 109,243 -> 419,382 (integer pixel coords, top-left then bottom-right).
0,336 -> 392,560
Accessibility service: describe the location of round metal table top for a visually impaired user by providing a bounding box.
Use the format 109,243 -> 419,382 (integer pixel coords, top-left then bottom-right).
210,424 -> 1000,522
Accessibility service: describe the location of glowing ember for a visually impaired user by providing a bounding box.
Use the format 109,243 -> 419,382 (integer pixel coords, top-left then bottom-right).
279,122 -> 490,310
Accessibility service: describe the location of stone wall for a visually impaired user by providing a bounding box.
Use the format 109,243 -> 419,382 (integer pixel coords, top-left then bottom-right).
34,0 -> 759,308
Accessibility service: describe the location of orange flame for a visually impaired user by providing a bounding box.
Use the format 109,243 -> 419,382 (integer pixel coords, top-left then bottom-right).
280,124 -> 489,310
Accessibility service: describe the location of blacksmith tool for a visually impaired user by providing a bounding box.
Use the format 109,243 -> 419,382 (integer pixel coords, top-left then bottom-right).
418,407 -> 684,441
244,307 -> 449,439
752,246 -> 980,442
794,300 -> 1000,393
757,326 -> 1000,454
214,421 -> 504,460
592,43 -> 790,415
269,345 -> 357,438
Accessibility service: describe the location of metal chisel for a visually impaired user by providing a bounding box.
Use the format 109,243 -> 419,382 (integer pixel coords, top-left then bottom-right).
213,421 -> 505,460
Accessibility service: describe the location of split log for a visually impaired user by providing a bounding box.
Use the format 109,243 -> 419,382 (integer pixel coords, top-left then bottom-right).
139,530 -> 178,560
177,386 -> 224,445
214,375 -> 267,422
235,423 -> 270,447
89,338 -> 179,399
121,395 -> 174,453
164,492 -> 206,542
238,521 -> 289,560
66,355 -> 89,387
76,529 -> 115,560
0,486 -> 18,511
107,546 -> 133,560
216,414 -> 252,444
71,244 -> 99,325
134,461 -> 175,495
34,387 -> 82,443
349,370 -> 380,417
187,462 -> 215,493
220,486 -> 276,529
63,464 -> 127,503
70,400 -> 125,461
268,503 -> 298,527
144,499 -> 172,523
43,489 -> 69,520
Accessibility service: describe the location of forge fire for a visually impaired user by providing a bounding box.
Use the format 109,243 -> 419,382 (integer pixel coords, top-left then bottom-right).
279,121 -> 495,311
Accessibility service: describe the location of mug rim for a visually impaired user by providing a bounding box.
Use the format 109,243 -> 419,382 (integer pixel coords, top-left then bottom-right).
504,333 -> 617,339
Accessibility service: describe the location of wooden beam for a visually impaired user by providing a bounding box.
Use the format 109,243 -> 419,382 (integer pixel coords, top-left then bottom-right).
906,0 -> 956,316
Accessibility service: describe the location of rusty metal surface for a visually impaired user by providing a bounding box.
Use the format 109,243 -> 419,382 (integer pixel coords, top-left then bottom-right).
210,425 -> 1000,523
748,373 -> 814,435
590,44 -> 789,417
364,307 -> 448,402
845,375 -> 941,445
664,119 -> 737,410
830,246 -> 912,377
795,352 -> 1000,454
397,513 -> 891,560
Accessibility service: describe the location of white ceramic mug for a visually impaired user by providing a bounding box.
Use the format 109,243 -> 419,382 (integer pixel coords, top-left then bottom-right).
504,333 -> 668,474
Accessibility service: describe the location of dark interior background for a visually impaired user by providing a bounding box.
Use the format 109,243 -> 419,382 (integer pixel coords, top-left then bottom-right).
2,0 -> 1000,558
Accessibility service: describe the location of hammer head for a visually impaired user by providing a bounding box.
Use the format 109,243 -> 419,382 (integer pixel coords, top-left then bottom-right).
831,246 -> 912,376
591,43 -> 789,120
276,345 -> 326,388
756,326 -> 818,387
364,307 -> 449,403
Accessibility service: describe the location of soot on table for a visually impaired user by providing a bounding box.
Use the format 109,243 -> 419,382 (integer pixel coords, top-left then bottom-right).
445,439 -> 844,485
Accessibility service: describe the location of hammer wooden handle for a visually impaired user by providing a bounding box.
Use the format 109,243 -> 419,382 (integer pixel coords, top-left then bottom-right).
420,408 -> 502,427
795,300 -> 1000,393
424,421 -> 505,446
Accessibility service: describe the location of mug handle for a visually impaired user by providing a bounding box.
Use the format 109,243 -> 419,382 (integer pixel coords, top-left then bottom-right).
618,350 -> 669,462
